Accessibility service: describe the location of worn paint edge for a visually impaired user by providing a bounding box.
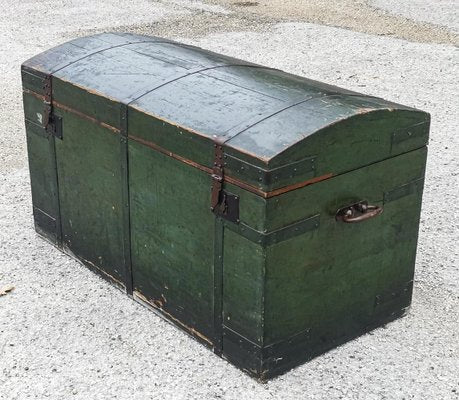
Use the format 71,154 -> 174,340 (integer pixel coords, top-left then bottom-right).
61,243 -> 126,291
133,290 -> 214,346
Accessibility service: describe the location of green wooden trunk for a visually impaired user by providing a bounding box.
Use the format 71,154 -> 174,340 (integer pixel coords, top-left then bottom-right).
22,33 -> 429,380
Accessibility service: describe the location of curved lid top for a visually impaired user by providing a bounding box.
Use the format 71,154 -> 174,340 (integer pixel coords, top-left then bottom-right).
23,33 -> 429,188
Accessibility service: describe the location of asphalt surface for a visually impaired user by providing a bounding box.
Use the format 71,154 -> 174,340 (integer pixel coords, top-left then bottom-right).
0,1 -> 458,399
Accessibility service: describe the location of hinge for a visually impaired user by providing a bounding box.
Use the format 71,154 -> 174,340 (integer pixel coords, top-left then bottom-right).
42,75 -> 63,139
210,141 -> 240,223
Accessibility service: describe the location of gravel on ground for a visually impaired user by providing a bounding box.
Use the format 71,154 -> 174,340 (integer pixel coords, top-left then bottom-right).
372,0 -> 459,33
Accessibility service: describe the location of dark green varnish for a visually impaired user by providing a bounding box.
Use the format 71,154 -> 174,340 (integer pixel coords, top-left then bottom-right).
22,33 -> 429,380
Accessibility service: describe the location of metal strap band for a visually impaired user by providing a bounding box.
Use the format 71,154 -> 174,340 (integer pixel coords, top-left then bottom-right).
42,75 -> 52,129
210,141 -> 224,212
120,103 -> 133,295
48,39 -> 177,74
125,64 -> 277,105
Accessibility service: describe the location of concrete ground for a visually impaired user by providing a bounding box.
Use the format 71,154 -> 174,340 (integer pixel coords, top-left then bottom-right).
0,1 -> 458,399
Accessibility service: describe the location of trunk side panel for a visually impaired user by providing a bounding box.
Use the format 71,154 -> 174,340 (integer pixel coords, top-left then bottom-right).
54,108 -> 126,286
263,148 -> 427,348
25,122 -> 60,244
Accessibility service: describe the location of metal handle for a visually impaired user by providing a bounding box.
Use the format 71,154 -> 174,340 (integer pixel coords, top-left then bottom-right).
336,201 -> 383,223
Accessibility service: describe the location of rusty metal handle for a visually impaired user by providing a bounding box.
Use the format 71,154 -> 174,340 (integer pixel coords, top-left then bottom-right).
336,201 -> 383,223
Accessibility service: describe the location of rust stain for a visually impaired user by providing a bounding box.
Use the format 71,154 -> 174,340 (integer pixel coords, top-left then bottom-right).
153,299 -> 163,308
264,173 -> 334,197
133,290 -> 213,346
23,88 -> 46,100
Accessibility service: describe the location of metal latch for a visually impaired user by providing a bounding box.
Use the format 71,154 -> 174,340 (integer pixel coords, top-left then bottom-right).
214,191 -> 240,223
210,141 -> 239,223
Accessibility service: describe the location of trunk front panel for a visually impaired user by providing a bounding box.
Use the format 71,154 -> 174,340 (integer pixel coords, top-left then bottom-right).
129,140 -> 216,342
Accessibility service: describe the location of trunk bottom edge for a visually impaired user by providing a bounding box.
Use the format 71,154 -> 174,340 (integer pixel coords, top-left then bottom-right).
132,289 -> 215,349
222,305 -> 411,382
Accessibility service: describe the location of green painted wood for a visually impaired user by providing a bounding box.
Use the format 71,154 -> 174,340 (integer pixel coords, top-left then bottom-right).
263,148 -> 427,345
223,182 -> 267,232
222,230 -> 265,345
21,69 -> 46,95
21,33 -> 170,77
258,106 -> 429,171
224,214 -> 320,246
52,77 -> 122,130
25,120 -> 61,244
266,146 -> 427,230
22,92 -> 47,126
23,34 -> 430,380
213,217 -> 225,352
129,140 -> 216,341
54,107 -> 126,287
127,106 -> 214,169
120,104 -> 133,294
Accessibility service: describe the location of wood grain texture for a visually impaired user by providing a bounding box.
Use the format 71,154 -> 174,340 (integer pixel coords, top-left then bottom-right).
54,107 -> 126,286
22,33 -> 430,380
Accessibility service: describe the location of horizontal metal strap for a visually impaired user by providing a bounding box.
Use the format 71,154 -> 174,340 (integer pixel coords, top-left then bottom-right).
126,63 -> 278,105
391,121 -> 429,145
33,206 -> 57,233
25,119 -> 49,138
224,154 -> 316,188
224,214 -> 320,246
50,40 -> 176,74
383,177 -> 424,203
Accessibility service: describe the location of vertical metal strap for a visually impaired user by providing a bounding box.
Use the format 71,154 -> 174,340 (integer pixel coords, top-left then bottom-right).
212,216 -> 224,354
41,74 -> 63,245
49,134 -> 63,246
211,140 -> 224,352
42,75 -> 53,129
120,104 -> 133,295
210,141 -> 224,212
